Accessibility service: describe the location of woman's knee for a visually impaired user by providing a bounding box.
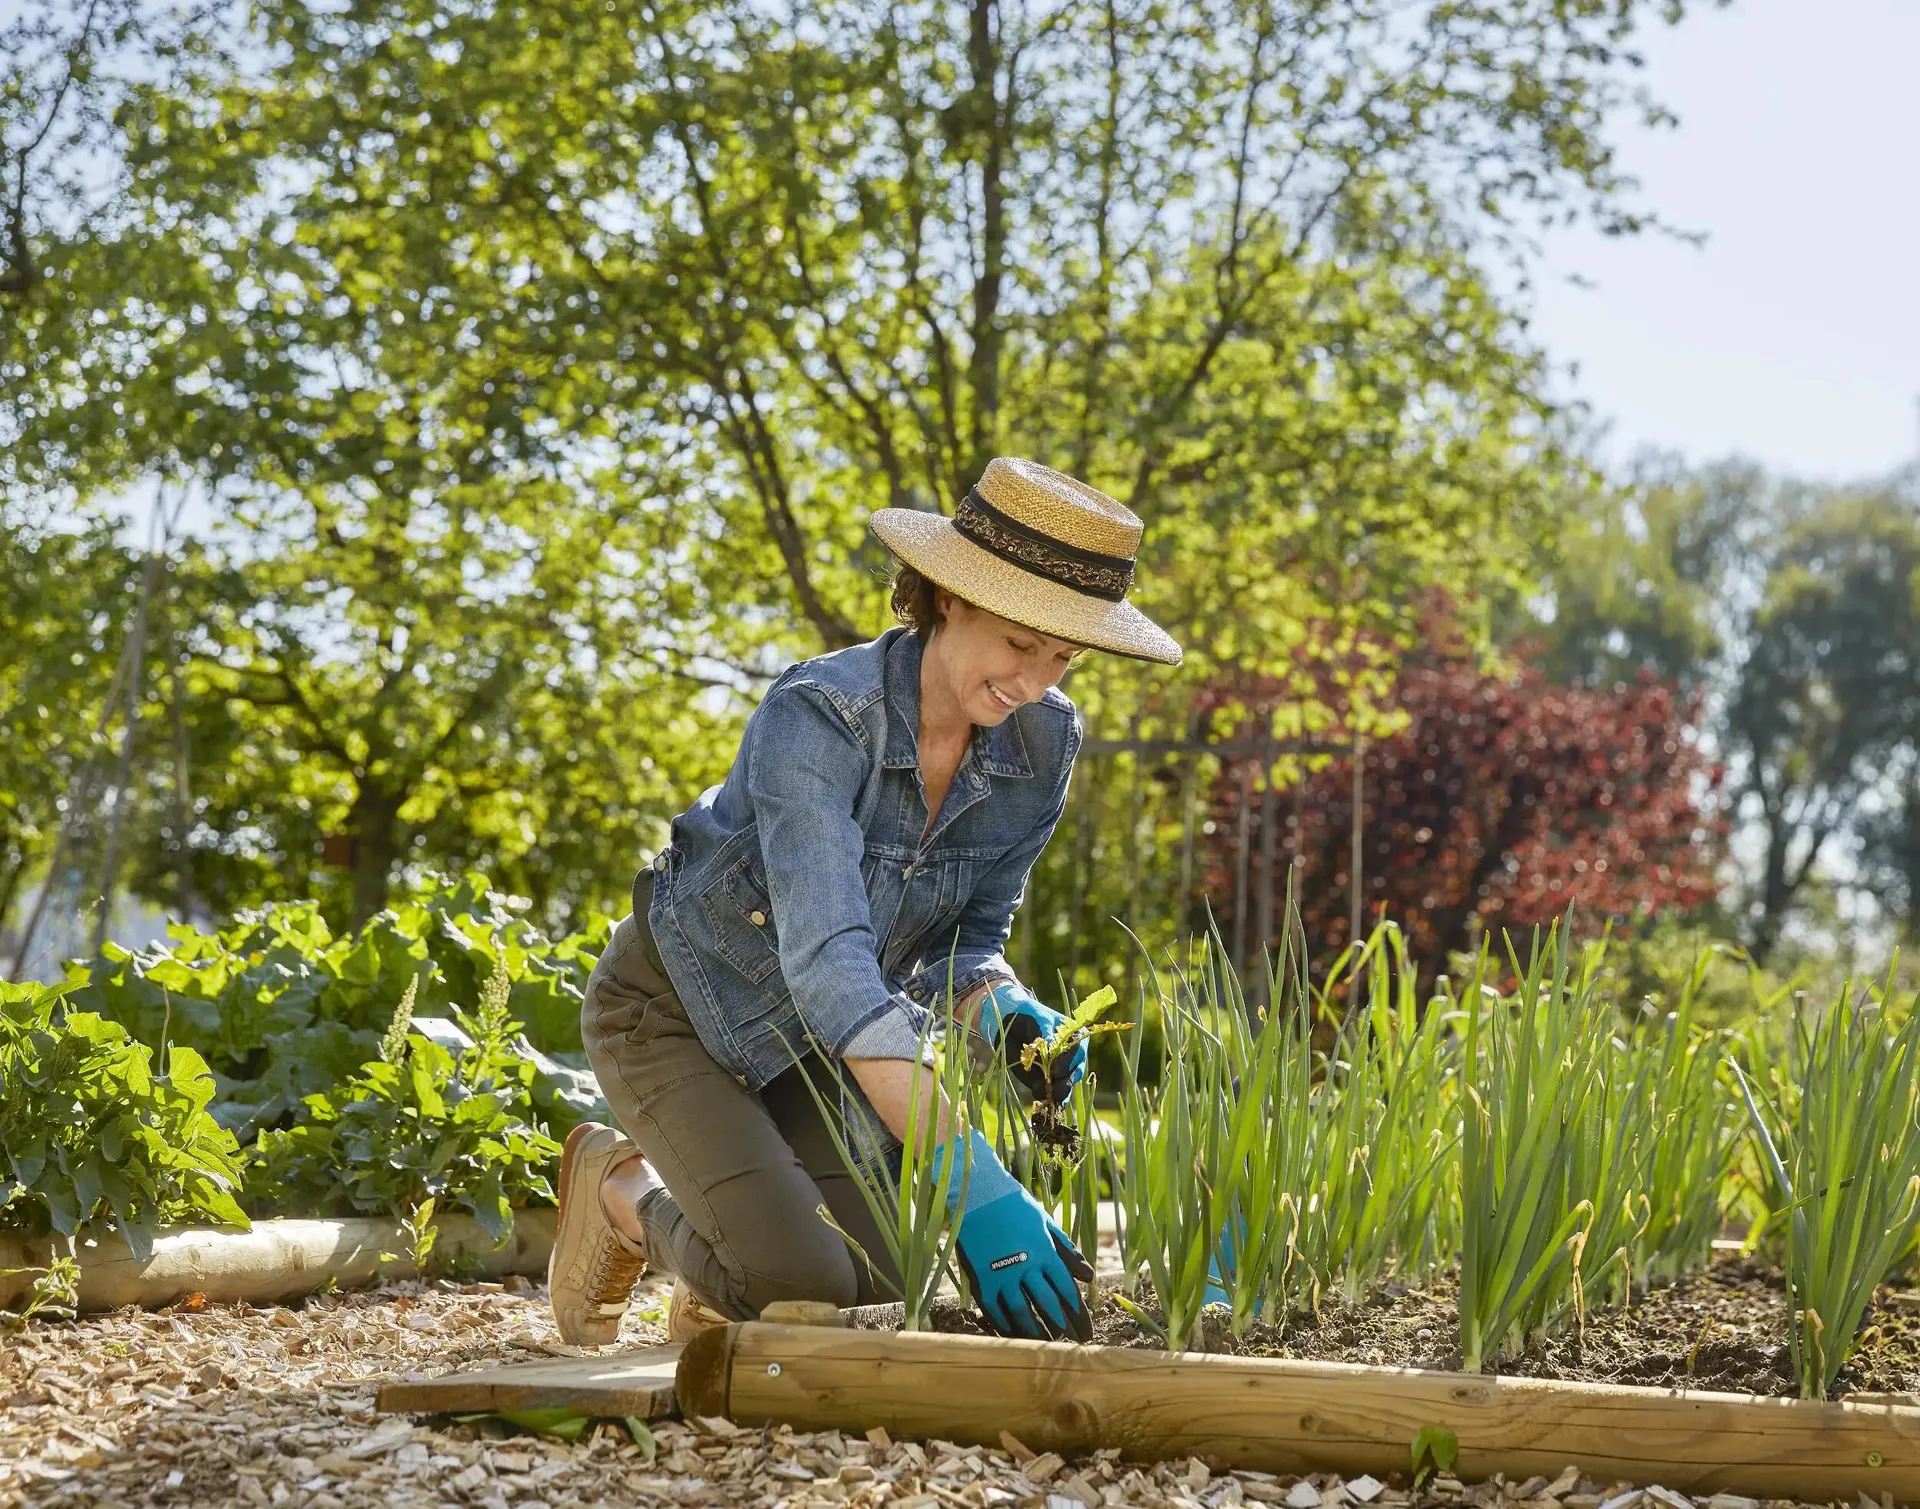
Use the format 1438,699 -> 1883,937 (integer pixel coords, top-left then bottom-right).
726,1212 -> 862,1313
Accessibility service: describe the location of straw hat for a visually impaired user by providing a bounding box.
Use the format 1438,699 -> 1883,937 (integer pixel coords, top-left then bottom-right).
869,459 -> 1182,666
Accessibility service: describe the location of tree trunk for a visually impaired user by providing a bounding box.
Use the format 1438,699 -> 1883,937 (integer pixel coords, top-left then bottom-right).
963,0 -> 1007,482
348,788 -> 407,925
0,860 -> 22,953
1897,770 -> 1920,946
1748,804 -> 1796,967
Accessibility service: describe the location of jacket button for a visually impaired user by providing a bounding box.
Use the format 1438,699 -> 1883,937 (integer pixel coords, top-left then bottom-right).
749,909 -> 767,926
735,1074 -> 748,1087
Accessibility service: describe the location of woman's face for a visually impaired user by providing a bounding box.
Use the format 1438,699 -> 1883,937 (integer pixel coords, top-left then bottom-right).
927,589 -> 1086,728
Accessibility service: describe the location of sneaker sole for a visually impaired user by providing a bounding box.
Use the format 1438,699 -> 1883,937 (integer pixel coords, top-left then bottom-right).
556,1120 -> 602,1225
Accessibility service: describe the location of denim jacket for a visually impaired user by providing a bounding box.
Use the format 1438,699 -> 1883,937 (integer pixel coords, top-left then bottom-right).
645,626 -> 1079,1103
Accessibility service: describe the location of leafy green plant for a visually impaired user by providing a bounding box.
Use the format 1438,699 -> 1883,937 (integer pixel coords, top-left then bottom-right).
1109,922 -> 1309,1350
0,978 -> 249,1259
1410,1424 -> 1459,1486
1732,971 -> 1920,1399
0,1254 -> 81,1330
247,957 -> 561,1242
63,872 -> 610,1139
380,1195 -> 440,1275
1016,983 -> 1129,1165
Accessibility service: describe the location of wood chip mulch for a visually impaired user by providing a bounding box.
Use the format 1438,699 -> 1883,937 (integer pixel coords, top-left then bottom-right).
0,1271 -> 1868,1509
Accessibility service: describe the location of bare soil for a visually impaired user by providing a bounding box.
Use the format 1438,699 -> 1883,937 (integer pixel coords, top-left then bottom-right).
918,1257 -> 1920,1402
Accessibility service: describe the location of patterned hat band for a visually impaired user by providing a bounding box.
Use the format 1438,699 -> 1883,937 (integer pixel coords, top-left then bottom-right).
952,487 -> 1136,603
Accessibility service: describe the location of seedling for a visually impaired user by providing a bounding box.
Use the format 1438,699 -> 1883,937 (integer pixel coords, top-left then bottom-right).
0,1254 -> 80,1330
1410,1424 -> 1459,1486
1019,983 -> 1130,1164
381,1194 -> 440,1275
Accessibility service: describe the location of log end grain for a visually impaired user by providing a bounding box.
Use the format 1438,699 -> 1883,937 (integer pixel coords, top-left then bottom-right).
674,1322 -> 737,1420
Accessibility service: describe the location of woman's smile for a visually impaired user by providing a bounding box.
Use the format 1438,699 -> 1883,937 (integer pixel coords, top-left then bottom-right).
985,679 -> 1020,712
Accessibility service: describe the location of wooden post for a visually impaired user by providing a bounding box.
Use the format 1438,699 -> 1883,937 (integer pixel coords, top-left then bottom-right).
1349,734 -> 1365,1003
1067,724 -> 1096,995
1175,708 -> 1199,955
1253,706 -> 1277,1015
1124,708 -> 1143,1008
1230,753 -> 1252,985
676,1322 -> 1920,1503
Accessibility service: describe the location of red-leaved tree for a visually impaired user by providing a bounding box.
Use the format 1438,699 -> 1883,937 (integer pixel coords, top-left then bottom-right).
1199,596 -> 1727,983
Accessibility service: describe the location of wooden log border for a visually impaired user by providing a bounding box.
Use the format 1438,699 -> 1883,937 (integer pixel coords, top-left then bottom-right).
677,1321 -> 1920,1504
0,1210 -> 556,1312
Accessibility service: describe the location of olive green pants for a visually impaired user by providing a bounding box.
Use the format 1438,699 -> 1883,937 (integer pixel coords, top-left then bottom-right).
579,870 -> 901,1321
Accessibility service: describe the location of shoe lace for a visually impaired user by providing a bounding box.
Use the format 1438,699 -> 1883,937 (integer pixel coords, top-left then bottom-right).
589,1233 -> 645,1315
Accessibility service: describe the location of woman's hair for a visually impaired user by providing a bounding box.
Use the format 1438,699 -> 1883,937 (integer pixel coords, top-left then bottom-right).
890,562 -> 946,641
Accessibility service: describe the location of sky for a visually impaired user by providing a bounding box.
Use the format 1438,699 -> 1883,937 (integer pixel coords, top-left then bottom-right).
1521,0 -> 1920,485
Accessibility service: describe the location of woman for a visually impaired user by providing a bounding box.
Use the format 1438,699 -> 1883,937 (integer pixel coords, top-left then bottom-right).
548,457 -> 1181,1347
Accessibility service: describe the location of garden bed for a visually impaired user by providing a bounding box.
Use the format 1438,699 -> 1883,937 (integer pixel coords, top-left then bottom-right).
682,1317 -> 1920,1505
1,1258 -> 1900,1509
856,1257 -> 1920,1403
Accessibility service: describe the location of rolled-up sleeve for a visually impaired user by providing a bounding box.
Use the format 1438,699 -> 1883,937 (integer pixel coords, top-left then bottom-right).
745,683 -> 932,1061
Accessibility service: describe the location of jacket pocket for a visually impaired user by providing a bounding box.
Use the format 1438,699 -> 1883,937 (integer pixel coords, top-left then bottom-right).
698,851 -> 784,986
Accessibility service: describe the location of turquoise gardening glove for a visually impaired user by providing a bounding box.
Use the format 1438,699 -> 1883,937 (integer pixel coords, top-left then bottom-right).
932,1129 -> 1095,1343
1203,1256 -> 1231,1309
1202,1210 -> 1244,1308
975,982 -> 1087,1104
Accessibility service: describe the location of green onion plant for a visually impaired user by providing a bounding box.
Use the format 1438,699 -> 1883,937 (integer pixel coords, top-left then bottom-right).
1732,965 -> 1920,1399
789,977 -> 978,1331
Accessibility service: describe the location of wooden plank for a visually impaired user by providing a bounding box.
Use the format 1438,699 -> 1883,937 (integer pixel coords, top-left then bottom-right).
677,1322 -> 1920,1504
377,1343 -> 682,1419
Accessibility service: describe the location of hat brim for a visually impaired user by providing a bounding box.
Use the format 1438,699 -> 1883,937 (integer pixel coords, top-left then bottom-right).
869,509 -> 1182,666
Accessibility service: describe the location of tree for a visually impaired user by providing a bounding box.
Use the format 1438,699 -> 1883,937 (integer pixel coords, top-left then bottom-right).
3,2 -> 748,929
6,0 -> 1722,950
0,508 -> 146,960
1726,487 -> 1920,959
149,0 -> 1706,674
1524,464 -> 1920,964
1199,593 -> 1726,982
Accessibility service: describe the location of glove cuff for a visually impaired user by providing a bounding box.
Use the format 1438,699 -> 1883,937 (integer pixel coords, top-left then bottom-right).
976,981 -> 1039,1046
928,1128 -> 1021,1215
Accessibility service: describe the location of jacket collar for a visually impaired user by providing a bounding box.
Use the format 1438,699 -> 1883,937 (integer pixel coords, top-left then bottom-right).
881,627 -> 1033,780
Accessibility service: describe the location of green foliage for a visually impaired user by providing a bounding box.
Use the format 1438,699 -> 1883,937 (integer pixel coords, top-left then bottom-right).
1732,976 -> 1920,1400
1524,465 -> 1920,961
0,1253 -> 81,1331
1409,1425 -> 1460,1486
0,509 -> 147,957
792,990 -> 977,1332
1455,925 -> 1611,1371
1016,983 -> 1127,1093
1109,929 -> 1296,1351
380,1195 -> 440,1276
5,0 -> 1718,950
247,958 -> 562,1243
1108,911 -> 1460,1350
63,870 -> 609,1138
0,978 -> 248,1262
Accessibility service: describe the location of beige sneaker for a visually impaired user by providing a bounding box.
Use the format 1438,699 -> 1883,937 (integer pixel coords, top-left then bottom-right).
548,1122 -> 649,1346
666,1277 -> 730,1343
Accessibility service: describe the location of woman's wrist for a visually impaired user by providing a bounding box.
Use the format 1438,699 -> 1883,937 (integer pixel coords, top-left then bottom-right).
843,1054 -> 955,1154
